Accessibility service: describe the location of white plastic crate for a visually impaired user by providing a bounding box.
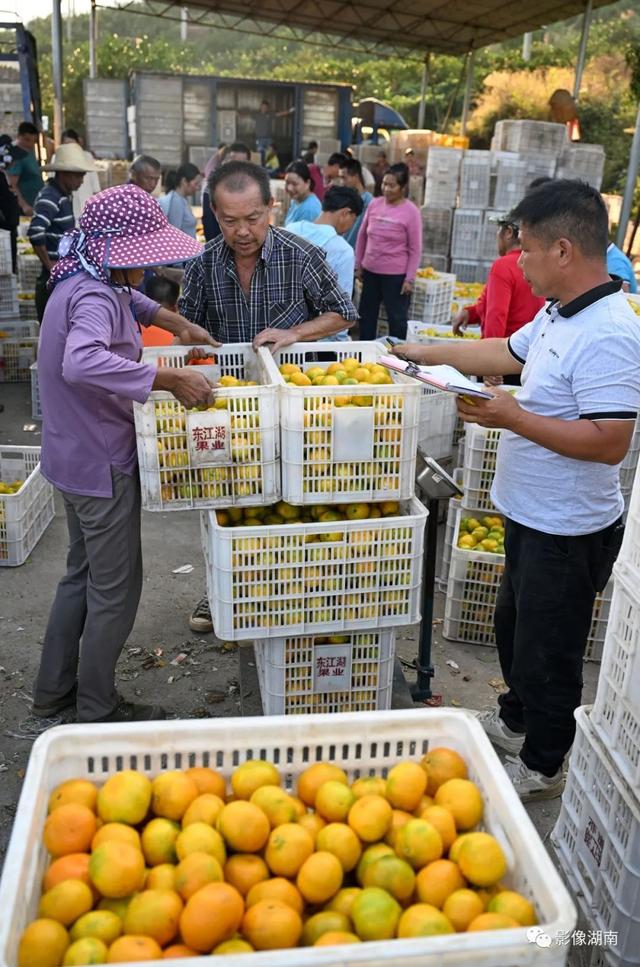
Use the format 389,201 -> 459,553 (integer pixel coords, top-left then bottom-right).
17,253 -> 40,290
0,446 -> 55,567
416,385 -> 457,459
409,271 -> 457,326
517,151 -> 557,185
619,415 -> 640,511
479,210 -> 506,262
0,709 -> 576,967
0,319 -> 38,339
436,469 -> 464,590
459,150 -> 491,209
0,335 -> 38,382
584,578 -> 614,663
420,252 -> 449,272
0,230 -> 12,274
494,157 -> 528,210
420,206 -> 453,256
254,629 -> 396,715
591,562 -> 640,786
202,496 -> 427,640
265,342 -> 421,504
443,523 -> 505,646
406,319 -> 481,345
494,119 -> 568,154
451,259 -> 489,284
552,707 -> 640,965
451,209 -> 484,260
423,147 -> 462,207
18,293 -> 38,321
0,273 -> 18,318
557,144 -> 605,190
461,423 -> 502,512
134,344 -> 280,511
30,362 -> 41,421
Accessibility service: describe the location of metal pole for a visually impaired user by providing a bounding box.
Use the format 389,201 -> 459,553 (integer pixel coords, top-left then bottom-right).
460,49 -> 476,137
417,53 -> 430,130
180,6 -> 188,42
616,102 -> 640,250
522,32 -> 532,62
89,0 -> 98,79
51,0 -> 64,143
573,0 -> 593,101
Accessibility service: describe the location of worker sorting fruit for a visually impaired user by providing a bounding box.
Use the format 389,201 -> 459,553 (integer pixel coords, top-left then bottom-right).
394,179 -> 640,802
33,184 -> 217,726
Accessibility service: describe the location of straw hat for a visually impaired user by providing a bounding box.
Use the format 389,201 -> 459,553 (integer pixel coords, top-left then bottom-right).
44,142 -> 98,173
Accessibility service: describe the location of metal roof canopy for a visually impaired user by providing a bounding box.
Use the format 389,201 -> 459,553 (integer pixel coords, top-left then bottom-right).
104,0 -> 615,58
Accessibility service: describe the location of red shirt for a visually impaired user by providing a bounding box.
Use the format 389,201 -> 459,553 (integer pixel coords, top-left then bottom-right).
466,249 -> 545,339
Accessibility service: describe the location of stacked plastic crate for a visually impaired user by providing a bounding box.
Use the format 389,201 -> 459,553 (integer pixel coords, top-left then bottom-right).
0,231 -> 18,322
440,421 -> 614,657
553,463 -> 640,964
17,252 -> 40,321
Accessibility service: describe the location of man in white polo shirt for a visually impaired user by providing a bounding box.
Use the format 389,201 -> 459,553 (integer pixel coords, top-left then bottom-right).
394,180 -> 640,801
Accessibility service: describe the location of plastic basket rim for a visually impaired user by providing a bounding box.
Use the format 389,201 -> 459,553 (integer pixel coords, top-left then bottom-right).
0,708 -> 576,967
0,445 -> 42,500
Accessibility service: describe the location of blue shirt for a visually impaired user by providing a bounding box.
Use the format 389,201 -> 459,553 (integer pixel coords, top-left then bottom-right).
158,191 -> 197,238
344,190 -> 373,249
285,220 -> 354,341
285,193 -> 322,226
607,243 -> 637,293
492,282 -> 640,535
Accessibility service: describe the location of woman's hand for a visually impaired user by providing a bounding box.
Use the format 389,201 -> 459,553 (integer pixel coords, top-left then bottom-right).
178,322 -> 221,348
452,308 -> 469,336
401,279 -> 414,296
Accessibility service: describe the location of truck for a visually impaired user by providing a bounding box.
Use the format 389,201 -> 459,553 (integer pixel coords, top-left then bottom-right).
83,71 -> 354,167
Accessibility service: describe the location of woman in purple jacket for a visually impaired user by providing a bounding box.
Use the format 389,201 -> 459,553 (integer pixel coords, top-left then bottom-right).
32,184 -> 217,725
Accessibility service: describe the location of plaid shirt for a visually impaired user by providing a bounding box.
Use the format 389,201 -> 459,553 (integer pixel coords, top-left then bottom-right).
178,226 -> 359,343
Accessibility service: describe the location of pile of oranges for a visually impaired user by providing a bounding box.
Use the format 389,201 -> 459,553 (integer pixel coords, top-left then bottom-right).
19,749 -> 538,965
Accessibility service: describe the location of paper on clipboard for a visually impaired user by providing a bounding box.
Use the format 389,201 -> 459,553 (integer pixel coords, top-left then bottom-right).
378,356 -> 494,399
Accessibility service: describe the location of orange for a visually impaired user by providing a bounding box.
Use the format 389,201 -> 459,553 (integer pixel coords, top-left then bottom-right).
347,794 -> 392,842
217,801 -> 270,853
456,832 -> 507,887
420,747 -> 468,796
181,793 -> 225,829
385,762 -> 428,811
96,897 -> 133,922
175,852 -> 223,900
62,937 -> 107,965
397,903 -> 455,938
315,931 -> 360,945
488,890 -> 537,926
350,886 -> 401,941
175,821 -> 226,865
145,865 -> 176,891
420,805 -> 457,852
361,854 -> 415,901
467,912 -> 520,931
442,888 -> 485,931
141,818 -> 180,866
162,944 -> 199,958
351,776 -> 387,799
415,859 -> 466,908
355,843 -> 394,885
92,823 -> 141,853
249,786 -> 299,827
151,771 -> 199,822
106,935 -> 163,961
212,938 -> 254,954
315,781 -> 356,822
395,818 -> 443,869
184,766 -> 226,799
297,851 -> 343,904
224,854 -> 270,896
242,898 -> 302,950
18,918 -> 70,967
326,886 -> 362,920
123,889 -> 183,947
413,794 -> 434,816
38,879 -> 94,926
179,882 -> 244,952
97,771 -> 152,826
476,883 -> 505,907
301,910 -> 350,946
297,763 -> 348,807
289,796 -> 307,818
384,809 -> 413,847
43,853 -> 91,893
434,779 -> 483,830
48,779 -> 98,815
448,832 -> 474,864
265,823 -> 315,877
246,877 -> 304,915
297,812 -> 326,843
89,841 -> 146,898
316,822 -> 362,872
231,760 -> 280,800
70,910 -> 122,945
44,803 -> 97,857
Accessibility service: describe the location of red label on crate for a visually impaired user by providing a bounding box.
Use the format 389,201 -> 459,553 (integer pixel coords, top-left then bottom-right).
313,645 -> 352,693
186,410 -> 231,465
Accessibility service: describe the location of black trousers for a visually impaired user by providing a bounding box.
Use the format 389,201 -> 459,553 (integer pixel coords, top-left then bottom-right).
495,516 -> 621,776
35,266 -> 51,323
358,269 -> 409,340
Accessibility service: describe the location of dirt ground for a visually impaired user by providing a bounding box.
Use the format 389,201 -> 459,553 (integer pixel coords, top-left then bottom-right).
0,379 -> 600,958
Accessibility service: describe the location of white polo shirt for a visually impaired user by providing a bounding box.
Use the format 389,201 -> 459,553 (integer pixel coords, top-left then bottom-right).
491,281 -> 640,536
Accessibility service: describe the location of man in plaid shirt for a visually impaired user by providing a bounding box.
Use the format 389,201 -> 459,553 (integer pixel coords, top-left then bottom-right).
180,160 -> 359,633
179,160 -> 358,352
